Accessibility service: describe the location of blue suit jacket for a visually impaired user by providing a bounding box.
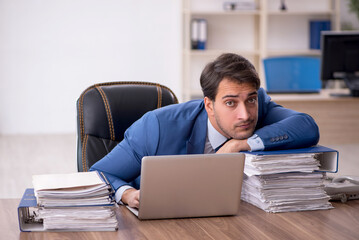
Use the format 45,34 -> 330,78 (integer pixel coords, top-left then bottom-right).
90,88 -> 319,190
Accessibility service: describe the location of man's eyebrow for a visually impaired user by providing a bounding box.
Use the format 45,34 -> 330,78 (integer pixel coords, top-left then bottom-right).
248,91 -> 258,96
222,91 -> 258,99
222,94 -> 239,99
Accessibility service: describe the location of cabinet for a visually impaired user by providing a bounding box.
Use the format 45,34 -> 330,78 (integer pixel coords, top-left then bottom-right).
182,0 -> 340,101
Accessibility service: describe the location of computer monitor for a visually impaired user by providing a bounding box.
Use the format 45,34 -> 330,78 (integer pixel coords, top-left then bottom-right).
321,31 -> 359,97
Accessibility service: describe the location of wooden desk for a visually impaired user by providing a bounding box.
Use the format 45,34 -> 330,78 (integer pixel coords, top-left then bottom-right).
3,199 -> 359,240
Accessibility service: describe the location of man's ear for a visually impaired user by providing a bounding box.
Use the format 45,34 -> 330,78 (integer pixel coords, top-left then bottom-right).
204,97 -> 214,116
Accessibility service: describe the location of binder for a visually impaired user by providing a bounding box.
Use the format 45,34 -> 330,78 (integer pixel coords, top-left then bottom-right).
241,145 -> 338,212
18,188 -> 117,232
19,171 -> 118,232
243,145 -> 338,175
18,188 -> 44,232
191,18 -> 207,50
310,20 -> 331,49
191,19 -> 199,50
197,19 -> 207,50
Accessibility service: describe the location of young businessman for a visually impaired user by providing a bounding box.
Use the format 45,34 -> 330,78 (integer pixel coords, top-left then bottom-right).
90,53 -> 320,208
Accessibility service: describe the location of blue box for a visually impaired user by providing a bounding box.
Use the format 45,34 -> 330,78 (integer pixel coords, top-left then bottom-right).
263,56 -> 321,93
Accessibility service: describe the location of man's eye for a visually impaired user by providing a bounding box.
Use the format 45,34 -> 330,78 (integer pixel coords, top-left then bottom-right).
225,101 -> 234,107
247,98 -> 257,104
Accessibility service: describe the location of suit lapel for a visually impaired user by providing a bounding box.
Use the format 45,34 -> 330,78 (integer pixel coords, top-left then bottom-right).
186,107 -> 208,154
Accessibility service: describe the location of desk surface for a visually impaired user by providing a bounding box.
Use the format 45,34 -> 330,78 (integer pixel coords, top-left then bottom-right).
269,89 -> 357,102
3,199 -> 359,240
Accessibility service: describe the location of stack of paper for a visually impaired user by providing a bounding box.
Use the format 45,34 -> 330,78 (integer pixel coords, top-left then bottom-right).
31,171 -> 118,231
244,153 -> 320,176
36,206 -> 118,231
33,172 -> 113,207
241,152 -> 333,213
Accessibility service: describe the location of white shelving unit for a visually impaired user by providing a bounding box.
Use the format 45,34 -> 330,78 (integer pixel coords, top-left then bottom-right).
182,0 -> 340,101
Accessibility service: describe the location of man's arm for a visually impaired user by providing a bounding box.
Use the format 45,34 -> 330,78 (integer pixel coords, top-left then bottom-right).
215,139 -> 250,153
216,134 -> 264,153
90,111 -> 160,203
255,88 -> 319,150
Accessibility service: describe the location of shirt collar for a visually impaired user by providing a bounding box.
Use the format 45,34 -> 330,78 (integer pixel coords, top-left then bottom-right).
207,118 -> 228,150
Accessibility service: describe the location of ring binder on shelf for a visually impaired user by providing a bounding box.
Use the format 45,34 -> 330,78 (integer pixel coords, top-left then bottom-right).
191,18 -> 207,50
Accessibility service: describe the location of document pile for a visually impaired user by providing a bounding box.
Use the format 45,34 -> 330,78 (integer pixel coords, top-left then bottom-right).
241,146 -> 338,213
18,171 -> 118,232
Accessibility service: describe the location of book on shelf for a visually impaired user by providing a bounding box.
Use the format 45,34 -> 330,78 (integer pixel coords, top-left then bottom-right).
241,145 -> 338,213
18,171 -> 118,232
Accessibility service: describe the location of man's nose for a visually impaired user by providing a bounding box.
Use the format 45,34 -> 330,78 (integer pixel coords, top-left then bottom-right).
236,103 -> 249,120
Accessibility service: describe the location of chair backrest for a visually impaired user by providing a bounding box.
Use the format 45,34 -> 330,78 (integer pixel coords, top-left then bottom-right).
77,81 -> 178,172
263,56 -> 321,93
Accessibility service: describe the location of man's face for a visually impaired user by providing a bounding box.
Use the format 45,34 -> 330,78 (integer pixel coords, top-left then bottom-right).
205,78 -> 258,140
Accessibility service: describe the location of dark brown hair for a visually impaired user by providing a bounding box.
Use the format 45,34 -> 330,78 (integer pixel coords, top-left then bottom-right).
200,53 -> 260,100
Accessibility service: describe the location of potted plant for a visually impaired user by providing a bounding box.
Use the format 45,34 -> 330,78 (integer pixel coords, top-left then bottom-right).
349,0 -> 359,20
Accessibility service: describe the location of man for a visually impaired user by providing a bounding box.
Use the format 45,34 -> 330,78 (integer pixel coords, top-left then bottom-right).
90,53 -> 320,209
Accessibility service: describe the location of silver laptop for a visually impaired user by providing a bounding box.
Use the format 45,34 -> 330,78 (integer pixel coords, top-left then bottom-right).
126,153 -> 245,220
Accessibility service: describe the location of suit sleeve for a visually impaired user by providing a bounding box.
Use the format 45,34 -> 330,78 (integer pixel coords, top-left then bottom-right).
254,89 -> 320,150
90,111 -> 160,191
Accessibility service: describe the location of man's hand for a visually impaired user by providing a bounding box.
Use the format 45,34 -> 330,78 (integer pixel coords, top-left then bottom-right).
121,188 -> 140,209
216,139 -> 250,153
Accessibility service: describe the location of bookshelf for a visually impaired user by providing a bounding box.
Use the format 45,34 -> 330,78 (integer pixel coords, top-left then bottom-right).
182,0 -> 340,101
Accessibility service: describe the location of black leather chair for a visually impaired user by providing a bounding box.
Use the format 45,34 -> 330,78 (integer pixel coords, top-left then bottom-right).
77,81 -> 178,172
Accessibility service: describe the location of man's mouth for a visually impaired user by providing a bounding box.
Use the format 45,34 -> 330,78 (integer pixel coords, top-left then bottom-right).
236,121 -> 253,129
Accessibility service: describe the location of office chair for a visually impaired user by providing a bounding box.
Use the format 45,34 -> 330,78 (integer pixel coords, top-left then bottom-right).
77,81 -> 178,172
263,56 -> 321,93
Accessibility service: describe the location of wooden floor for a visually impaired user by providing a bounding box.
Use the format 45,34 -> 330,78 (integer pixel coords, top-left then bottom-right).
0,134 -> 358,199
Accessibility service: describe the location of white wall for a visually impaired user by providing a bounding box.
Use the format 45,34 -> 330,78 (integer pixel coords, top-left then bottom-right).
1,0 -> 359,135
0,0 -> 182,134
